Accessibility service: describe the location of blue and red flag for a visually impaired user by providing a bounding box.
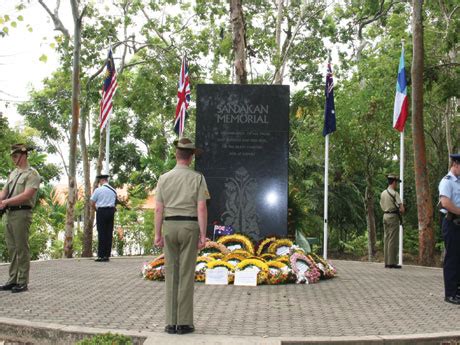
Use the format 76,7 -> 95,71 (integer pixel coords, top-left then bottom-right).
393,47 -> 408,132
99,48 -> 118,130
322,62 -> 336,137
174,56 -> 191,136
213,225 -> 234,237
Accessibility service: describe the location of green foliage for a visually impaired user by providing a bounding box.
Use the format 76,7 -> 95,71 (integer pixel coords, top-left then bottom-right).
76,333 -> 133,345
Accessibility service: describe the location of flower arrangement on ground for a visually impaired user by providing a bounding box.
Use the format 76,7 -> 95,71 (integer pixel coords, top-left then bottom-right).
142,235 -> 336,285
236,258 -> 269,285
217,234 -> 255,255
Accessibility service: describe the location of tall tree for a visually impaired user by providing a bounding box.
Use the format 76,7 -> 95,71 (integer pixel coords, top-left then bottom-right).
411,0 -> 434,265
230,0 -> 247,84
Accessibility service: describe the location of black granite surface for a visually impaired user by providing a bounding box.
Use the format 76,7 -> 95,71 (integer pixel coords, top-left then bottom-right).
196,84 -> 289,240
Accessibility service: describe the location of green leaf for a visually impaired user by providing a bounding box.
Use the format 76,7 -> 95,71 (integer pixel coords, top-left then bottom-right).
4,15 -> 9,22
39,54 -> 48,63
17,15 -> 24,21
11,21 -> 17,28
50,43 -> 55,49
2,26 -> 8,34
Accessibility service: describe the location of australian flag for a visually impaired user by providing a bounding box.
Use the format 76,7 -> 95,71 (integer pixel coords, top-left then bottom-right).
213,225 -> 234,236
174,55 -> 190,136
322,62 -> 336,136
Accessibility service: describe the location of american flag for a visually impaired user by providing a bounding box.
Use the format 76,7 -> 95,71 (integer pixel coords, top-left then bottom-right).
322,62 -> 336,136
99,48 -> 118,130
174,55 -> 190,136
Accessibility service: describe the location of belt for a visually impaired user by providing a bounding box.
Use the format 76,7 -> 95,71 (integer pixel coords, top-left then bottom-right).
384,211 -> 399,214
98,206 -> 115,210
165,216 -> 198,221
8,205 -> 32,211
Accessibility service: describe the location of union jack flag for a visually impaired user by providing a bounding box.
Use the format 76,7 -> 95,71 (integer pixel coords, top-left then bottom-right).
99,48 -> 118,130
174,55 -> 190,136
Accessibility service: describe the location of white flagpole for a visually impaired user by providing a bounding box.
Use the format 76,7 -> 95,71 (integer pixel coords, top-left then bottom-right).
323,134 -> 329,259
398,39 -> 405,267
398,130 -> 404,266
105,118 -> 110,174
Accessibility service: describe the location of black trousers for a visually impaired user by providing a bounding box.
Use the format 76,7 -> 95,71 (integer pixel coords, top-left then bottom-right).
96,208 -> 115,258
442,218 -> 460,297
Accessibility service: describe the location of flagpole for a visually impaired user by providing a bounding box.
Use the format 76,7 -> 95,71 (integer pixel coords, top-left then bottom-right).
398,130 -> 404,266
323,134 -> 329,259
398,39 -> 405,266
105,118 -> 110,174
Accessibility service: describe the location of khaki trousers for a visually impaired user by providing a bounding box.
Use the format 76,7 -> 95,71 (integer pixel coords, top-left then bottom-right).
4,210 -> 33,285
163,220 -> 199,325
383,214 -> 399,266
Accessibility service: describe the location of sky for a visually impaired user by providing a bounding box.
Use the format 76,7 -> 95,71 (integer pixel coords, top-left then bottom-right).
0,1 -> 63,128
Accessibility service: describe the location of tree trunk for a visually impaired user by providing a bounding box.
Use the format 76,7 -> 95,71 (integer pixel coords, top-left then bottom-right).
273,0 -> 284,85
230,0 -> 247,84
365,178 -> 377,260
412,0 -> 435,266
64,1 -> 83,258
79,104 -> 93,257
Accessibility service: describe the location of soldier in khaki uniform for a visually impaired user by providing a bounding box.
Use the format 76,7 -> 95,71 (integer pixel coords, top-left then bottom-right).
154,137 -> 210,335
380,173 -> 405,269
0,144 -> 41,293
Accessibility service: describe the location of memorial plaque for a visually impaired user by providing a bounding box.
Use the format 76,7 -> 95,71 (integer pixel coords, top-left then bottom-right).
196,84 -> 289,240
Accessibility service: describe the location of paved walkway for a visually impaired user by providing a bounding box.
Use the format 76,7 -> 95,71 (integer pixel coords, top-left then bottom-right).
0,257 -> 459,344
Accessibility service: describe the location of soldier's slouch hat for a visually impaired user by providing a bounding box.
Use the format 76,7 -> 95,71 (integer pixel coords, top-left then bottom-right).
10,143 -> 34,155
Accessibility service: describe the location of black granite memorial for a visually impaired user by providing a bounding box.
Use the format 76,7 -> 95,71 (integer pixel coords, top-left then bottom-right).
195,84 -> 289,240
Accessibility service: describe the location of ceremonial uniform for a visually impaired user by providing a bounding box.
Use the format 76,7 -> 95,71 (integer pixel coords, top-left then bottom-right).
155,137 -> 210,334
91,176 -> 117,261
1,144 -> 41,293
438,163 -> 460,303
380,175 -> 403,268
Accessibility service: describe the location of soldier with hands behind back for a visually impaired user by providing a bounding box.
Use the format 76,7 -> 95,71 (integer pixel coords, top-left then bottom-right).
380,173 -> 405,269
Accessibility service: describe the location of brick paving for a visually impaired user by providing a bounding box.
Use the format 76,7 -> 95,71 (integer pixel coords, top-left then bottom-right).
0,257 -> 459,339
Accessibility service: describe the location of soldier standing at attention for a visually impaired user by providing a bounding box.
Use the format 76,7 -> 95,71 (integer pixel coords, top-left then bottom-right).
91,174 -> 117,262
0,144 -> 41,293
380,174 -> 405,269
438,153 -> 460,305
154,137 -> 210,335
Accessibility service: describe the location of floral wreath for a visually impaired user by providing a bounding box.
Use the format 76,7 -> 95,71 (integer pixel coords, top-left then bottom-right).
256,237 -> 276,256
208,252 -> 224,260
260,253 -> 277,261
142,257 -> 166,281
195,256 -> 215,282
309,253 -> 337,278
236,258 -> 269,284
275,256 -> 290,265
290,252 -> 320,284
231,249 -> 252,258
223,253 -> 247,266
217,234 -> 255,255
199,241 -> 230,256
266,260 -> 292,285
268,238 -> 293,256
207,260 -> 235,283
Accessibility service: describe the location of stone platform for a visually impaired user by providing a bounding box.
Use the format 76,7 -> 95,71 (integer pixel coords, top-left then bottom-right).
0,257 -> 459,344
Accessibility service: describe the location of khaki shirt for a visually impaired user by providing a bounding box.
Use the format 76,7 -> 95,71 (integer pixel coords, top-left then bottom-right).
155,165 -> 210,217
4,165 -> 41,207
380,187 -> 402,213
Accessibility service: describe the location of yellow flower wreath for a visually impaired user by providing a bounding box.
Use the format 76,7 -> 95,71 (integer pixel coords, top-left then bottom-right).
268,238 -> 293,255
217,234 -> 255,255
256,237 -> 276,256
